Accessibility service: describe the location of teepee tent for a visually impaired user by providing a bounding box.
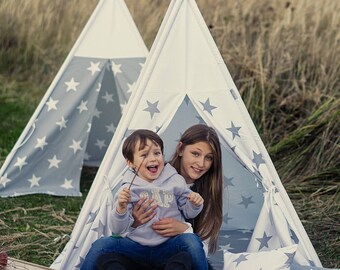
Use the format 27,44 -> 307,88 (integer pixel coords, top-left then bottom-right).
51,0 -> 325,269
0,0 -> 147,197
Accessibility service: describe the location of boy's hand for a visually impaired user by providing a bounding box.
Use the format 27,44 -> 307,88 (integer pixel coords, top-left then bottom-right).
188,192 -> 204,207
117,187 -> 131,214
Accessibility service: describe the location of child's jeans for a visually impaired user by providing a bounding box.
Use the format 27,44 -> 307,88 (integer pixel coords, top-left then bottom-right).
96,251 -> 192,270
80,233 -> 207,270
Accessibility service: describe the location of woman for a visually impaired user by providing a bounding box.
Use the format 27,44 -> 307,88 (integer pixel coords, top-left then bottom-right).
81,124 -> 223,270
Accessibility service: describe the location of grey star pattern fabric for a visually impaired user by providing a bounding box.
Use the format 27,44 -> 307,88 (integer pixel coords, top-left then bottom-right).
256,232 -> 273,250
0,57 -> 144,197
227,121 -> 241,139
84,58 -> 145,166
143,100 -> 160,119
0,0 -> 147,197
233,254 -> 249,266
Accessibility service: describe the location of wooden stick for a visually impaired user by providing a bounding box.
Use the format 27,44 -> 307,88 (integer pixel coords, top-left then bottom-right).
128,157 -> 146,190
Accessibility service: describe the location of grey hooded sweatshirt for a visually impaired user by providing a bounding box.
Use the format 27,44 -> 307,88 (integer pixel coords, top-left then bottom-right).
111,163 -> 203,246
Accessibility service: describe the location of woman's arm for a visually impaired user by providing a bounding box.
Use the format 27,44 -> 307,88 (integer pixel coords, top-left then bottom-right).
152,218 -> 191,237
131,198 -> 191,237
131,197 -> 158,228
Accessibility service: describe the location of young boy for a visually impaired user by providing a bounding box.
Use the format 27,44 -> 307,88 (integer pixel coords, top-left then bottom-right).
111,129 -> 204,265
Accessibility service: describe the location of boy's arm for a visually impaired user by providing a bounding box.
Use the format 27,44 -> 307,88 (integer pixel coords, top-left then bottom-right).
179,191 -> 203,219
176,177 -> 203,219
116,187 -> 131,214
111,187 -> 134,234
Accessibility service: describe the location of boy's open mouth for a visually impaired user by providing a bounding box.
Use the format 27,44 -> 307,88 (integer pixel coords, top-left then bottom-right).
147,165 -> 158,173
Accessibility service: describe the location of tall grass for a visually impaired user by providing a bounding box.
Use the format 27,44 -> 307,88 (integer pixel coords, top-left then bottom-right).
0,0 -> 339,267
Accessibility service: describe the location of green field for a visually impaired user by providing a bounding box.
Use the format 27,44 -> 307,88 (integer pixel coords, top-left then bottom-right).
0,0 -> 339,268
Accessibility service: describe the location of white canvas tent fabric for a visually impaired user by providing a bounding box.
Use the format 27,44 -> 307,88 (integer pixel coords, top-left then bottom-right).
0,0 -> 147,197
51,0 -> 325,269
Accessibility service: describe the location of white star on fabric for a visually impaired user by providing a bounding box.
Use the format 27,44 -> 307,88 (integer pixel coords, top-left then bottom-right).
143,100 -> 160,119
101,92 -> 114,104
106,123 -> 116,133
238,195 -> 255,208
127,82 -> 136,94
87,61 -> 101,75
241,229 -> 253,234
28,174 -> 41,188
95,83 -> 102,92
48,155 -> 62,169
256,232 -> 272,250
46,97 -> 59,111
200,98 -> 217,115
93,108 -> 102,118
219,243 -> 234,252
111,61 -> 122,75
83,152 -> 91,161
227,121 -> 241,139
69,140 -> 83,154
14,156 -> 28,171
233,254 -> 249,266
239,237 -> 251,240
77,100 -> 88,114
95,139 -> 107,150
61,178 -> 74,189
56,116 -> 68,130
0,173 -> 11,188
65,77 -> 80,92
252,151 -> 265,169
35,136 -> 48,150
12,192 -> 22,196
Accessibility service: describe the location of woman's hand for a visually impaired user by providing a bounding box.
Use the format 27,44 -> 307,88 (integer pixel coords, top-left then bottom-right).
131,197 -> 157,228
152,218 -> 189,237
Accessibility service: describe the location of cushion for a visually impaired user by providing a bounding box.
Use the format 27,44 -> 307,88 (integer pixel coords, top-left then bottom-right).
223,244 -> 298,270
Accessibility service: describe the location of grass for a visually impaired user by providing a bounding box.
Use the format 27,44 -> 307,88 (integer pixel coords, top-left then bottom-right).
0,0 -> 339,268
0,168 -> 95,266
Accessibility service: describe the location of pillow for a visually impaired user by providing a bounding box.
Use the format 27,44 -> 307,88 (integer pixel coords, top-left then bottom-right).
223,244 -> 298,270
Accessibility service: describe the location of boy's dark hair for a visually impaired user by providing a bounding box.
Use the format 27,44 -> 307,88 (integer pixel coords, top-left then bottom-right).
122,129 -> 164,162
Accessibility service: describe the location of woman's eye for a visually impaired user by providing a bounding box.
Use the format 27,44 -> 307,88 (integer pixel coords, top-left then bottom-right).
205,156 -> 213,161
191,152 -> 199,157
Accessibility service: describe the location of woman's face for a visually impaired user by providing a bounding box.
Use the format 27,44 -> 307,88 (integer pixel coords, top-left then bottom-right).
179,141 -> 214,184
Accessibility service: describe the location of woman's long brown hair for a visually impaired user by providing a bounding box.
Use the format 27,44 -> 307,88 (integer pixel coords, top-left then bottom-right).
170,124 -> 223,253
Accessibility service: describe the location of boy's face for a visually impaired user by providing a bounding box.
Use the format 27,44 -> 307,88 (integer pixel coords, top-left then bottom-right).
127,139 -> 164,182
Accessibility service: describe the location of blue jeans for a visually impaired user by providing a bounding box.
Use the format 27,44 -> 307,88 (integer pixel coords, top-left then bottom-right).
80,233 -> 208,270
